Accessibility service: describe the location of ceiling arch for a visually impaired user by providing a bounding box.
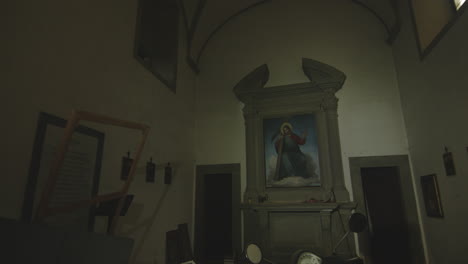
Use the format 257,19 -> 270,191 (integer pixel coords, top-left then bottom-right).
179,0 -> 400,73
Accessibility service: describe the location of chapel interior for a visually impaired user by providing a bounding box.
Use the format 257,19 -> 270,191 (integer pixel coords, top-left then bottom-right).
1,0 -> 467,264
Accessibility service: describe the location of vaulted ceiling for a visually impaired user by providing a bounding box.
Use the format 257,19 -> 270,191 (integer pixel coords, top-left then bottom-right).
179,0 -> 400,72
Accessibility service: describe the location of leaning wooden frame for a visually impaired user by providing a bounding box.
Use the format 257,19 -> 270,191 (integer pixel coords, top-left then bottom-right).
34,110 -> 150,234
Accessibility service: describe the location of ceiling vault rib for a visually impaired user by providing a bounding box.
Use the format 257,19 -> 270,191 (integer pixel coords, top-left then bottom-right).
177,0 -> 191,35
188,0 -> 208,42
351,0 -> 392,43
194,0 -> 272,68
351,0 -> 400,44
183,0 -> 400,74
179,0 -> 207,73
389,0 -> 402,44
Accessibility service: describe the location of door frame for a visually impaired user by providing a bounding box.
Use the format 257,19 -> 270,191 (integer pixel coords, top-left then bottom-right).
349,155 -> 425,264
194,164 -> 241,262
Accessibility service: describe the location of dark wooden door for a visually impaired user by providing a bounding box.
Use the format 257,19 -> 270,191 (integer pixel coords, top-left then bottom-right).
361,167 -> 411,264
195,173 -> 233,264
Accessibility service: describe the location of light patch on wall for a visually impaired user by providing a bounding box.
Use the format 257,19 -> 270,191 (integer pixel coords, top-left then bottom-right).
454,0 -> 466,10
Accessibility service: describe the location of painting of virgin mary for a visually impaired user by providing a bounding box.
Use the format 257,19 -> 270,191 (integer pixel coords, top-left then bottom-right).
264,114 -> 320,187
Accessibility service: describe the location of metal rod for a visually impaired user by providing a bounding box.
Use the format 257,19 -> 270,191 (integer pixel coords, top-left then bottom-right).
333,230 -> 350,254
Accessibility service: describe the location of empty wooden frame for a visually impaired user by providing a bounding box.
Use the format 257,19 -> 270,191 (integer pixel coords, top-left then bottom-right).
34,110 -> 150,234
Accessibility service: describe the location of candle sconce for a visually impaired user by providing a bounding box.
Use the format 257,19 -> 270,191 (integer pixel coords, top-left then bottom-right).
164,163 -> 172,184
443,146 -> 456,176
146,157 -> 156,183
120,151 -> 133,180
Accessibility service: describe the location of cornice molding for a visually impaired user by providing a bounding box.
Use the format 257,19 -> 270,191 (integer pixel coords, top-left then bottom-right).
233,58 -> 346,104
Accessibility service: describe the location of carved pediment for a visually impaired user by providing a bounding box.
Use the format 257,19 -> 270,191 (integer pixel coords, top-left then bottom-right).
233,59 -> 346,104
302,58 -> 346,90
233,64 -> 269,101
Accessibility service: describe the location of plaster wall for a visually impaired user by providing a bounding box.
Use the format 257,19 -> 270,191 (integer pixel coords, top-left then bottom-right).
392,1 -> 468,263
1,1 -> 196,263
194,0 -> 409,200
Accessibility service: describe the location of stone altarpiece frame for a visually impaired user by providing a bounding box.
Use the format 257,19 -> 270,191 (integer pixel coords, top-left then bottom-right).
233,59 -> 354,262
234,58 -> 349,203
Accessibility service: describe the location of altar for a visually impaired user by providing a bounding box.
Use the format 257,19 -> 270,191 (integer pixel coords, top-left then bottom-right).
233,58 -> 354,263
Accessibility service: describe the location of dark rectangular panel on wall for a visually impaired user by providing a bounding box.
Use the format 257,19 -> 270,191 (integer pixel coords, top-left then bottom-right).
134,0 -> 179,92
269,212 -> 321,247
241,203 -> 352,264
268,211 -> 324,262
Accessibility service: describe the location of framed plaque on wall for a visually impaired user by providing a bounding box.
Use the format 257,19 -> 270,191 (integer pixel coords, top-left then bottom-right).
21,112 -> 104,231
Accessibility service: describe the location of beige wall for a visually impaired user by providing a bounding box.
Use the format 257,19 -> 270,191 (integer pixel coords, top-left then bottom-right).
1,1 -> 196,263
194,0 -> 409,200
393,1 -> 468,263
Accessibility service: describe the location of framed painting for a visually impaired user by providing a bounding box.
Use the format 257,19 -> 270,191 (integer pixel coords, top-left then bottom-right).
263,113 -> 320,188
420,174 -> 444,217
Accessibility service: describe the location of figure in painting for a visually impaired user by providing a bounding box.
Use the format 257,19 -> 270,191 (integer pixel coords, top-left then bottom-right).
264,114 -> 320,187
274,122 -> 310,180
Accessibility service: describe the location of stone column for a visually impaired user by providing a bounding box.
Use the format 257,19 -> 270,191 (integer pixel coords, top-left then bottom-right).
322,91 -> 349,201
320,209 -> 335,256
243,100 -> 259,202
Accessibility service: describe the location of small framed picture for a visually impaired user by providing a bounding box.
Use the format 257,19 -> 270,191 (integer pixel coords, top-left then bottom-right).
420,174 -> 444,217
443,150 -> 456,176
